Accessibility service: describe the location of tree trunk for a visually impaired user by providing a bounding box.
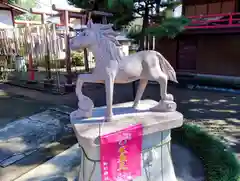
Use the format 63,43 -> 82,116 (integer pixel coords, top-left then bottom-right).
139,6 -> 149,51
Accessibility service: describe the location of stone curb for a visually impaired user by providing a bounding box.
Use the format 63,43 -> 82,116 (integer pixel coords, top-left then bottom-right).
14,144 -> 80,181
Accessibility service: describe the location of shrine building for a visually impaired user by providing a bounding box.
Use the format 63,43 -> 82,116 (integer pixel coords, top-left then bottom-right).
156,0 -> 240,82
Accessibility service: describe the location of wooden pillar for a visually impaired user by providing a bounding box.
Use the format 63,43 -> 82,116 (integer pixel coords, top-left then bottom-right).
60,12 -> 65,24
84,12 -> 91,72
41,13 -> 52,80
41,13 -> 47,24
10,9 -> 15,27
63,10 -> 72,85
26,23 -> 35,81
102,16 -> 107,24
236,0 -> 239,12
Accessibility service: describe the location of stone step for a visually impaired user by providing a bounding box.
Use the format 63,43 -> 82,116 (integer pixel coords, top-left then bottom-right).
0,106 -> 77,181
0,108 -> 73,167
14,144 -> 80,181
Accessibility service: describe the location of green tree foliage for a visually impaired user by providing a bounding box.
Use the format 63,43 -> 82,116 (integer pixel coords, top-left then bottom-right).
146,17 -> 189,38
68,0 -> 135,28
8,0 -> 40,21
68,0 -> 189,49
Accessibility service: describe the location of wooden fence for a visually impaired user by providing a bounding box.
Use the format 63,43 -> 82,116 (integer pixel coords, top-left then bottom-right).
0,24 -> 95,93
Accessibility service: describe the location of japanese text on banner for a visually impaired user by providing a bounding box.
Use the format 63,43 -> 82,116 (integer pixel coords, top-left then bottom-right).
100,124 -> 143,181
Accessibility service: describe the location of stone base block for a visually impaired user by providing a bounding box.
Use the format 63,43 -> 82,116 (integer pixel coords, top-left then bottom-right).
70,100 -> 184,181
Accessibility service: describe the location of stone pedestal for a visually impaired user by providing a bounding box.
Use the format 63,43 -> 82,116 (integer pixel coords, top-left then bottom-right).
70,100 -> 184,181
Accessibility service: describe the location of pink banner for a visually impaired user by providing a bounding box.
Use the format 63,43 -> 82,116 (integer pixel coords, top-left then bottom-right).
100,124 -> 143,181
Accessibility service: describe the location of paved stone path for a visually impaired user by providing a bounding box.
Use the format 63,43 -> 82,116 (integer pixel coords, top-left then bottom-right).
0,91 -> 52,128
84,83 -> 240,158
168,87 -> 240,159
0,109 -> 74,167
0,86 -> 77,181
1,83 -> 239,158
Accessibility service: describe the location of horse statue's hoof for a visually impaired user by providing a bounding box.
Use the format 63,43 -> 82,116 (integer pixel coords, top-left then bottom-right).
71,95 -> 94,120
78,95 -> 94,112
70,108 -> 93,119
105,116 -> 113,122
150,100 -> 177,112
165,93 -> 174,101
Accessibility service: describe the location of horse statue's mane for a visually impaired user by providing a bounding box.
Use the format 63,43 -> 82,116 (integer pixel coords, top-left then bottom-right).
87,20 -> 123,62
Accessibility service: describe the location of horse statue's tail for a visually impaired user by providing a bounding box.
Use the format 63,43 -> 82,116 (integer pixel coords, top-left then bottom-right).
156,52 -> 178,83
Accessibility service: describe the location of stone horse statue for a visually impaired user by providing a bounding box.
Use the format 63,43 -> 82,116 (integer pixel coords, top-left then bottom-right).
70,20 -> 178,121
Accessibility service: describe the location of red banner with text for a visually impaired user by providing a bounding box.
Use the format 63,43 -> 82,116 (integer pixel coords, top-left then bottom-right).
100,124 -> 143,181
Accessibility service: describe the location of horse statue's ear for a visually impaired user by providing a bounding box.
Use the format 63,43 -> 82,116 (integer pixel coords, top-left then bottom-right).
87,19 -> 93,28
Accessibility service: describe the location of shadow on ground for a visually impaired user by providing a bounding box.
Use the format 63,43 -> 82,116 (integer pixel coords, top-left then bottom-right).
0,86 -> 77,180
146,84 -> 239,158
82,82 -> 240,157
167,87 -> 239,157
0,89 -> 53,128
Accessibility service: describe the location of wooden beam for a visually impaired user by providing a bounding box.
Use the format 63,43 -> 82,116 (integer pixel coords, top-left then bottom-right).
52,4 -> 85,13
3,2 -> 28,14
91,10 -> 113,17
52,4 -> 113,17
183,26 -> 240,34
69,12 -> 85,18
14,20 -> 42,25
58,11 -> 86,19
30,8 -> 59,15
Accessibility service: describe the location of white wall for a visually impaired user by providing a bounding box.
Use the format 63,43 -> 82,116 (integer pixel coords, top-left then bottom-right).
120,44 -> 130,56
174,5 -> 183,17
0,10 -> 14,29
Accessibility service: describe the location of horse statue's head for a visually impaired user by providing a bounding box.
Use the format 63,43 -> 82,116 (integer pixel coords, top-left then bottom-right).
70,20 -> 121,51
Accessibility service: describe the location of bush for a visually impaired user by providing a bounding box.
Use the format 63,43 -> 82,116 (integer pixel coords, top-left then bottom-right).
71,51 -> 84,66
129,50 -> 136,54
172,124 -> 240,181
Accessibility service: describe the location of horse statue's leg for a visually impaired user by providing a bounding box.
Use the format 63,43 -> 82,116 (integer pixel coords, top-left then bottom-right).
148,68 -> 176,112
104,68 -> 116,121
133,79 -> 148,108
158,73 -> 173,101
71,74 -> 103,119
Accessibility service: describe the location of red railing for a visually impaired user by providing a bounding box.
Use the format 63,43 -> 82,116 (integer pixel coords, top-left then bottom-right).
185,12 -> 240,29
